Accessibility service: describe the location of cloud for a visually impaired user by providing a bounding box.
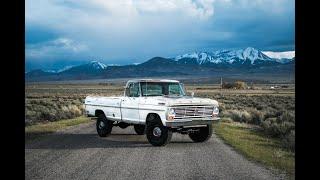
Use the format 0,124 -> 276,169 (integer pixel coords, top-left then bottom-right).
26,38 -> 88,61
26,0 -> 294,70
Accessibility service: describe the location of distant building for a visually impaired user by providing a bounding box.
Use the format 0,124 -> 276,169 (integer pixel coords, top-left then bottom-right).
270,86 -> 280,89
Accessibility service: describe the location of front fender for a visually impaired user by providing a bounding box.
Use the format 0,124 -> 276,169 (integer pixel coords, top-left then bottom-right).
139,105 -> 167,125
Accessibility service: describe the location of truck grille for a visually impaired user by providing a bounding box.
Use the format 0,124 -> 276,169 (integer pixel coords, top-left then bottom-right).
172,105 -> 214,119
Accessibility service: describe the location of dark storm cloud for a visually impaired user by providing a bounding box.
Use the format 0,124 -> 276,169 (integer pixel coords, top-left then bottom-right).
25,0 -> 294,70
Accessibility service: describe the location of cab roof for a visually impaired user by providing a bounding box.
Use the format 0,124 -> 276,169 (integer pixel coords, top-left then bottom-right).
127,79 -> 180,83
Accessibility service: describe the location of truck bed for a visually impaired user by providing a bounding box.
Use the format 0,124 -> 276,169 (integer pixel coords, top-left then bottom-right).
85,96 -> 123,120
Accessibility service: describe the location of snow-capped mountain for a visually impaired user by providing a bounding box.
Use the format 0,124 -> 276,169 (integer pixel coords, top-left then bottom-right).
175,47 -> 293,65
58,61 -> 107,75
262,51 -> 295,64
90,61 -> 107,70
26,47 -> 294,82
42,61 -> 107,74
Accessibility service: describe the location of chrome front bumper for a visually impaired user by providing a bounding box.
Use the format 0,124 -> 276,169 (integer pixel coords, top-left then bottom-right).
165,117 -> 220,128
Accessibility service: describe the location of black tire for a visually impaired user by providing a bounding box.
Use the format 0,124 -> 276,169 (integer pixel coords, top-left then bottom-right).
146,122 -> 172,146
96,114 -> 113,137
134,124 -> 145,135
188,124 -> 213,142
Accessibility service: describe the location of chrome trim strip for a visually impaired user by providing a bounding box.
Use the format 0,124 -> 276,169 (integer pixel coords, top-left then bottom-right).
85,104 -> 118,108
85,104 -> 165,111
169,105 -> 215,107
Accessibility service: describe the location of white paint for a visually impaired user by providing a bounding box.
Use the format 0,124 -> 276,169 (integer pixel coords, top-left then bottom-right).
85,79 -> 219,126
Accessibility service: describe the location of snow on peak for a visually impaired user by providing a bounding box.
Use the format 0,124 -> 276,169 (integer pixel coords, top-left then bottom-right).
174,47 -> 275,65
262,51 -> 295,60
243,47 -> 258,59
90,61 -> 107,69
240,47 -> 268,64
175,52 -> 199,60
57,65 -> 74,73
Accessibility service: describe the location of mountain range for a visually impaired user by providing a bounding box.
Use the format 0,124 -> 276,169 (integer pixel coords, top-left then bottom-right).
26,47 -> 295,82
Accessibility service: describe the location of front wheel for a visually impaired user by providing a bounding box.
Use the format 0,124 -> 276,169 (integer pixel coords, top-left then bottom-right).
188,124 -> 212,142
134,124 -> 145,135
96,114 -> 113,137
146,122 -> 172,146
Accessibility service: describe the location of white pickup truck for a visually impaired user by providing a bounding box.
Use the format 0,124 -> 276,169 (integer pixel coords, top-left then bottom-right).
84,79 -> 220,146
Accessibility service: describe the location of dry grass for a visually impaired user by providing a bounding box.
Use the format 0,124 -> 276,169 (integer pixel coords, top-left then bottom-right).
214,120 -> 295,179
25,116 -> 92,142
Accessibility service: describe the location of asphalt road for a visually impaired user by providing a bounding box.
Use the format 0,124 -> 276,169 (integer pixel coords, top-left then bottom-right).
25,121 -> 286,180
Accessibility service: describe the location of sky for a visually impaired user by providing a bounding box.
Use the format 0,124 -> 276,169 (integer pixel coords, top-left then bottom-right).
25,0 -> 295,71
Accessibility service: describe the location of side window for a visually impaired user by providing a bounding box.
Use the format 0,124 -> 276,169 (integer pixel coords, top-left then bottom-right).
169,84 -> 181,95
126,83 -> 140,97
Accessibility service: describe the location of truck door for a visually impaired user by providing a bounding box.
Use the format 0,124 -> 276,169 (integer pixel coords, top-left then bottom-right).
120,82 -> 141,123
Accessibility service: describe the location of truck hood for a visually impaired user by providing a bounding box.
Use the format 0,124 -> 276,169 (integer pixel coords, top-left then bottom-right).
141,96 -> 219,107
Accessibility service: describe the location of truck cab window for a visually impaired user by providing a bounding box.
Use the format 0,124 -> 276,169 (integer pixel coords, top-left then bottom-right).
126,83 -> 140,97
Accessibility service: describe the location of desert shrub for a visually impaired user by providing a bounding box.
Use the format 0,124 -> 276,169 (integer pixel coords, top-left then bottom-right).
222,82 -> 233,89
222,109 -> 254,123
279,111 -> 295,123
222,81 -> 247,89
246,108 -> 264,125
282,130 -> 295,152
25,97 -> 85,125
261,118 -> 277,136
241,110 -> 252,123
261,117 -> 295,138
69,105 -> 83,117
219,103 -> 226,112
206,92 -> 295,150
222,110 -> 242,122
263,107 -> 279,120
39,108 -> 54,121
234,81 -> 247,89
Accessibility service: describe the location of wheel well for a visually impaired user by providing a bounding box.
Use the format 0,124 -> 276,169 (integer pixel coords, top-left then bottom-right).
146,113 -> 162,125
95,110 -> 105,117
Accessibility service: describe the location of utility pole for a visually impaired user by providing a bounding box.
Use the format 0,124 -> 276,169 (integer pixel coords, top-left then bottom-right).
220,77 -> 223,96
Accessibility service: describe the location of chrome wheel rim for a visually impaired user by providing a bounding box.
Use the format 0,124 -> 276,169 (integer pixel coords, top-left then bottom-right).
153,127 -> 162,137
99,121 -> 105,129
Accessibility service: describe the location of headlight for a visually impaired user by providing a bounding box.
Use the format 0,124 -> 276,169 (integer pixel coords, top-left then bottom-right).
213,106 -> 219,114
168,108 -> 176,116
167,108 -> 175,120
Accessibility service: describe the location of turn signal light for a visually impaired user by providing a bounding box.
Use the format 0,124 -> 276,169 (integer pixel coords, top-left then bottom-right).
168,115 -> 175,121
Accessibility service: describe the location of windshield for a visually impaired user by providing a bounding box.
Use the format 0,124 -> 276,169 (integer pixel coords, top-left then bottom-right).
140,82 -> 185,96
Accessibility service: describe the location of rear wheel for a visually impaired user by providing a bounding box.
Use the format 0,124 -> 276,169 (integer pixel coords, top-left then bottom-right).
96,114 -> 113,137
146,122 -> 172,146
134,124 -> 145,135
188,124 -> 212,142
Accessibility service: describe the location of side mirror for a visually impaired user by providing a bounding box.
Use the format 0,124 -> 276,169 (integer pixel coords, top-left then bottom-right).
191,91 -> 194,97
125,87 -> 130,97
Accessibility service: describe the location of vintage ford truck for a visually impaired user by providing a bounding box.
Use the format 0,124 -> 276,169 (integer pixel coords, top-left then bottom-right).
84,79 -> 220,146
